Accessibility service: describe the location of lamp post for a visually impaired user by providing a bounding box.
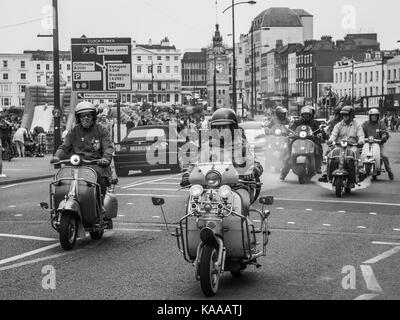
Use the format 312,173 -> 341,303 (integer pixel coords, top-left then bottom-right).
151,60 -> 162,113
223,0 -> 256,114
37,0 -> 60,153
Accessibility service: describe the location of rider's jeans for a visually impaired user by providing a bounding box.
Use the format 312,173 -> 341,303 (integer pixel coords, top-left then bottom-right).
381,145 -> 392,173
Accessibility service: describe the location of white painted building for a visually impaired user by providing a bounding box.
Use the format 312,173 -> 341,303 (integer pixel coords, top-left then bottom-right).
333,52 -> 388,108
0,52 -> 72,108
130,37 -> 181,106
386,55 -> 400,94
288,51 -> 297,96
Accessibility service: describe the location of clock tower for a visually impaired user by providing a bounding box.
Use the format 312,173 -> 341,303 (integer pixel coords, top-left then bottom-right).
206,24 -> 230,112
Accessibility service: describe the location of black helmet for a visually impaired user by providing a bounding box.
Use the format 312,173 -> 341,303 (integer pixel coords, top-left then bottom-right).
275,106 -> 288,121
210,108 -> 239,129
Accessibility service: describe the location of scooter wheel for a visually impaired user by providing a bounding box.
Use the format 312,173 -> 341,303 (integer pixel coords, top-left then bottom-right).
90,230 -> 104,240
335,177 -> 343,198
199,245 -> 220,297
59,213 -> 77,250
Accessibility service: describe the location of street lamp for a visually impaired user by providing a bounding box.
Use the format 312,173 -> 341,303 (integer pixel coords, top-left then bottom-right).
37,0 -> 60,153
223,0 -> 256,114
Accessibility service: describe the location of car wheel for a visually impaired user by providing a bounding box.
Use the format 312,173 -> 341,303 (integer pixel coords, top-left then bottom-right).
115,166 -> 129,177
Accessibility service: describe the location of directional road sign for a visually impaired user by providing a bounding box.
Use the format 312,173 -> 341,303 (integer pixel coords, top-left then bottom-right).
71,37 -> 132,92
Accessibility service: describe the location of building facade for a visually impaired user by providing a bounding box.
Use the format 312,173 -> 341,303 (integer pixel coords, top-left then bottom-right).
130,37 -> 181,106
181,49 -> 207,101
0,51 -> 72,108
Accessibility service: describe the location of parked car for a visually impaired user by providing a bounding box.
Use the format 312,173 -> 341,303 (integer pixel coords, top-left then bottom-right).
113,125 -> 187,177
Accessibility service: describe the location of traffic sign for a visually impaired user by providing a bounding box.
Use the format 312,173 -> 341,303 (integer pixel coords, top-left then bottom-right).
71,38 -> 132,92
77,92 -> 119,100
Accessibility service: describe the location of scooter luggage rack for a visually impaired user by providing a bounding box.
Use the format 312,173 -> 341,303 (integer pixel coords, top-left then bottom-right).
174,205 -> 269,264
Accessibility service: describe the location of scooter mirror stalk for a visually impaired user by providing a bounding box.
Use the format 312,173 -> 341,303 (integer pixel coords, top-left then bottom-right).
40,202 -> 49,210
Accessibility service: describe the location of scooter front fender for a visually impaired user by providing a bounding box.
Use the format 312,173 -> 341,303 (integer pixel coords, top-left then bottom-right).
57,199 -> 86,239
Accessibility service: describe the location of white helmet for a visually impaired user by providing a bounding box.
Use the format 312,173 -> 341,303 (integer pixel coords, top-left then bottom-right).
75,101 -> 97,124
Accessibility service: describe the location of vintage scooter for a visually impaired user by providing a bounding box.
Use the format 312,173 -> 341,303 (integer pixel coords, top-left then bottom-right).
287,125 -> 321,184
361,136 -> 382,181
263,124 -> 290,173
40,155 -> 118,250
326,140 -> 361,197
152,161 -> 273,297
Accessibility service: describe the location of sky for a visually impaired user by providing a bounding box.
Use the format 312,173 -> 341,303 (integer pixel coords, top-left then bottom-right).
0,0 -> 399,53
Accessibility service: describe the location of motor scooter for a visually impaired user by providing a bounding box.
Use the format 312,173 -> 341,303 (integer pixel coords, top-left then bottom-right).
361,136 -> 382,181
152,161 -> 273,297
263,125 -> 289,174
40,155 -> 118,250
286,125 -> 322,184
326,140 -> 362,197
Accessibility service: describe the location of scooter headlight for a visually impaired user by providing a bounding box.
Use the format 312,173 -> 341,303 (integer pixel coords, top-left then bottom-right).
299,131 -> 307,139
70,155 -> 81,166
218,185 -> 232,199
189,185 -> 204,198
368,136 -> 374,143
274,129 -> 282,136
341,141 -> 348,148
205,171 -> 222,188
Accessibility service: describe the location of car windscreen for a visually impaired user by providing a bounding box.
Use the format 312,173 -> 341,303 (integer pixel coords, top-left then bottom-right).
127,128 -> 166,139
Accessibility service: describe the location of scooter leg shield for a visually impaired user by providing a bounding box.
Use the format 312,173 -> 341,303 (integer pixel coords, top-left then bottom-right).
104,193 -> 118,219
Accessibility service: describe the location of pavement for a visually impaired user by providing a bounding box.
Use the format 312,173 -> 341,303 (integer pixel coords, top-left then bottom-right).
0,155 -> 56,186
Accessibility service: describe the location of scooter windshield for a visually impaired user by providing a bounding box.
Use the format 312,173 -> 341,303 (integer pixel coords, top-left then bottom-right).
55,167 -> 97,184
189,161 -> 240,187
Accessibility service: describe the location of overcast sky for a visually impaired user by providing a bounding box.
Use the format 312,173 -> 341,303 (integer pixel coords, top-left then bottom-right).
0,0 -> 399,53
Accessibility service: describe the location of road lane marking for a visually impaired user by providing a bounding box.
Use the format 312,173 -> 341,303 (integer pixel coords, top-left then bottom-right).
14,214 -> 23,217
152,216 -> 161,218
8,205 -> 16,208
372,241 -> 400,246
274,198 -> 400,207
0,251 -> 77,272
113,228 -> 163,232
338,211 -> 346,213
1,179 -> 50,189
393,229 -> 400,232
119,177 -> 157,189
354,293 -> 380,300
126,188 -> 187,192
117,215 -> 125,217
360,265 -> 383,292
363,246 -> 400,264
0,243 -> 60,266
287,222 -> 296,225
357,226 -> 367,229
121,174 -> 181,189
305,209 -> 312,211
276,207 -> 284,210
323,224 -> 331,227
0,234 -> 57,242
115,194 -> 187,198
369,212 -> 377,215
149,182 -> 179,185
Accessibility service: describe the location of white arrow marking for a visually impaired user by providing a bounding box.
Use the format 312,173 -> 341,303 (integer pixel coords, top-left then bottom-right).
360,265 -> 383,292
363,246 -> 400,264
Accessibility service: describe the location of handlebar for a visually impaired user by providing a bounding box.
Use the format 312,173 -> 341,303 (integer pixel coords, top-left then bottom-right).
51,159 -> 100,166
365,138 -> 382,143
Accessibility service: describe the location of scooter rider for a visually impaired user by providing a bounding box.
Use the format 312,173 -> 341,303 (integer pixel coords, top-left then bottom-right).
280,106 -> 324,180
362,108 -> 394,181
326,105 -> 343,137
180,108 -> 263,212
265,106 -> 290,134
319,106 -> 365,182
50,102 -> 114,198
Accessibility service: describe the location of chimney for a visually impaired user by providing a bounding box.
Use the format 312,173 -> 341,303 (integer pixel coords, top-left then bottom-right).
148,38 -> 152,46
132,40 -> 136,49
161,37 -> 170,47
276,39 -> 283,49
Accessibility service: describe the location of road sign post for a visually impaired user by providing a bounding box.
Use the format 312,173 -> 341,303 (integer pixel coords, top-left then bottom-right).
71,37 -> 131,137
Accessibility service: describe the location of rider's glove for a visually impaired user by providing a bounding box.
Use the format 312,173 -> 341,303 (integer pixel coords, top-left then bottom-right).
50,156 -> 60,164
243,172 -> 255,181
98,158 -> 110,168
327,140 -> 333,146
180,175 -> 190,187
381,136 -> 388,144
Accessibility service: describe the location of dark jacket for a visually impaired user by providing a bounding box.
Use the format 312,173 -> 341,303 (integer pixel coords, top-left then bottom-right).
362,120 -> 389,143
290,118 -> 326,145
55,123 -> 114,177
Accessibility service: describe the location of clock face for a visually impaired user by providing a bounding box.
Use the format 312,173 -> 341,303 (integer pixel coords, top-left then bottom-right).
216,63 -> 224,73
